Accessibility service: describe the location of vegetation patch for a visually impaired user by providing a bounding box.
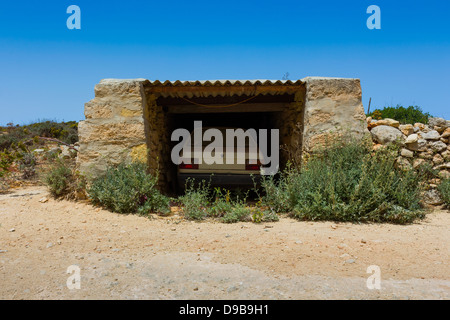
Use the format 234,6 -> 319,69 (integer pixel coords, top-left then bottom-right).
438,178 -> 450,208
368,105 -> 431,124
87,162 -> 170,215
260,138 -> 428,224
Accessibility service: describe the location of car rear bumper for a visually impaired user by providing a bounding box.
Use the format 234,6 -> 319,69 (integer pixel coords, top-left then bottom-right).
177,173 -> 262,188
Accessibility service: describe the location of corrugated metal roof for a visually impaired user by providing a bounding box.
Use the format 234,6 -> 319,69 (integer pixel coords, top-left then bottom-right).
143,79 -> 305,98
145,79 -> 304,87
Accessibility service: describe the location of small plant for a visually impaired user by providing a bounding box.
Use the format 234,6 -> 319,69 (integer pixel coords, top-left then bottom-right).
88,162 -> 169,215
222,203 -> 252,223
44,160 -> 85,199
179,179 -> 211,220
368,105 -> 431,124
438,178 -> 450,208
18,152 -> 37,180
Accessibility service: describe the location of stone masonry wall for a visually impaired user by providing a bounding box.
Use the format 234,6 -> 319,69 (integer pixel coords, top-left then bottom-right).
367,116 -> 450,205
76,79 -> 147,178
302,77 -> 368,155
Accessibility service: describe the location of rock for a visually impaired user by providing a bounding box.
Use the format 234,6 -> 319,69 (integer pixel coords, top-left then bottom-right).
371,125 -> 404,145
345,259 -> 356,264
406,138 -> 427,152
366,116 -> 372,123
413,158 -> 428,169
32,149 -> 45,154
418,150 -> 433,160
433,162 -> 450,170
372,143 -> 384,151
39,197 -> 48,203
0,250 -> 7,253
442,128 -> 450,139
368,118 -> 400,129
429,141 -> 447,153
413,126 -> 420,133
420,130 -> 441,140
60,145 -> 77,159
9,228 -> 15,232
405,134 -> 419,144
414,123 -> 426,130
399,124 -> 414,136
400,148 -> 414,158
46,243 -> 53,248
378,118 -> 400,128
441,138 -> 449,144
434,126 -> 446,133
433,154 -> 444,165
428,117 -> 447,128
422,190 -> 443,206
396,156 -> 412,170
442,150 -> 450,161
439,170 -> 450,179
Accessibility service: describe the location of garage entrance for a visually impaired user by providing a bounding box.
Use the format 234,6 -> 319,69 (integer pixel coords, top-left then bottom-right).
142,81 -> 307,194
77,77 -> 367,189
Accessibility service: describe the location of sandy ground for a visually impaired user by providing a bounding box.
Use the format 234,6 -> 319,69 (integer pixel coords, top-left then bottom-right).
0,186 -> 449,300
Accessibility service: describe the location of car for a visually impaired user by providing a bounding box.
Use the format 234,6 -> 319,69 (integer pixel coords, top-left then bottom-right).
176,127 -> 265,190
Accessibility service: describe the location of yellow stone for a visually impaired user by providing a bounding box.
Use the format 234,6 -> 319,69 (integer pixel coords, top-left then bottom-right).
130,144 -> 147,163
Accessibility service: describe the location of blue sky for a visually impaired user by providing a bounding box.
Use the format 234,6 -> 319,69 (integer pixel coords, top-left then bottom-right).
1,0 -> 449,125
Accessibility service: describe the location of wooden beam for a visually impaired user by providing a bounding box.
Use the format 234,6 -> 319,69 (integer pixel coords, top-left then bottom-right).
167,103 -> 288,114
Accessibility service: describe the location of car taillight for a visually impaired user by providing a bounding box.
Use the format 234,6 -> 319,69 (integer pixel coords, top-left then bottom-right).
245,160 -> 261,171
179,159 -> 199,169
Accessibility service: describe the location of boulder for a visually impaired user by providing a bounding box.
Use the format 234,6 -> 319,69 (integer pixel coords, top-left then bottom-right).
439,170 -> 450,179
412,158 -> 428,169
399,124 -> 414,136
368,118 -> 400,129
432,154 -> 444,165
370,125 -> 404,145
422,189 -> 443,206
395,156 -> 412,170
442,150 -> 450,161
405,138 -> 427,152
420,130 -> 441,140
441,128 -> 450,139
428,117 -> 447,128
400,148 -> 414,158
405,133 -> 418,144
429,141 -> 447,153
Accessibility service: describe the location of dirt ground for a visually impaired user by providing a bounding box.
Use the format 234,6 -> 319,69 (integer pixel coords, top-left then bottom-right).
0,186 -> 449,300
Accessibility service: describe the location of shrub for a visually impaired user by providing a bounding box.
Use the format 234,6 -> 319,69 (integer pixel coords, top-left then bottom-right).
260,138 -> 426,224
179,179 -> 211,220
222,203 -> 252,223
44,160 -> 85,199
438,178 -> 450,208
88,162 -> 169,215
18,152 -> 37,179
368,105 -> 431,124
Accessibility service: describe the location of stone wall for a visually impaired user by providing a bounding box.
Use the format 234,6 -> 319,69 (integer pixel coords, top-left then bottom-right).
302,77 -> 368,155
76,79 -> 147,178
367,116 -> 450,205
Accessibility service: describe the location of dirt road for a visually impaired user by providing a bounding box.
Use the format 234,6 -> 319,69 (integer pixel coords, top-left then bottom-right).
0,186 -> 449,299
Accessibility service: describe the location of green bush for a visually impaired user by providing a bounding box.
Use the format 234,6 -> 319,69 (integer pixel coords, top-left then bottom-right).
222,203 -> 252,223
0,120 -> 78,152
438,178 -> 450,208
178,179 -> 211,220
260,139 -> 426,224
368,105 -> 431,124
44,160 -> 85,198
18,152 -> 37,179
88,162 -> 169,215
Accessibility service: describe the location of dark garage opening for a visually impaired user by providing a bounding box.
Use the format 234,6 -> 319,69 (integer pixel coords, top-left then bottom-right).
153,93 -> 299,195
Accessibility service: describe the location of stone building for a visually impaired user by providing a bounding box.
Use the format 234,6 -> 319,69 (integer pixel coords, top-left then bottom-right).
76,77 -> 367,193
